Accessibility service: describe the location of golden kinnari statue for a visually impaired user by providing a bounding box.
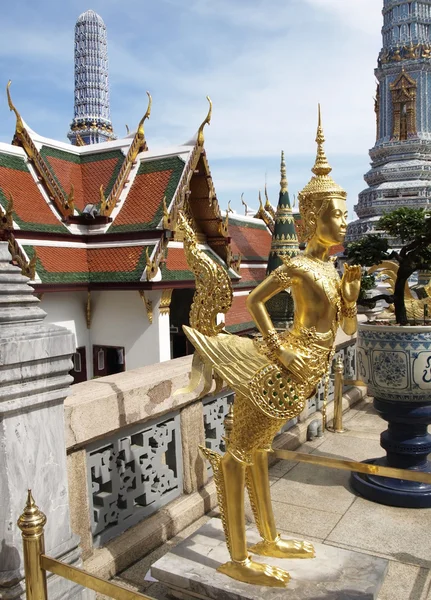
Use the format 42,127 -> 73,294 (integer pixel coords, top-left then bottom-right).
178,107 -> 361,588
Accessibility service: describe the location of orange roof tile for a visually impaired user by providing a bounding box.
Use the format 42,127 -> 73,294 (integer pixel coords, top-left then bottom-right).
229,223 -> 271,261
225,294 -> 252,326
0,165 -> 65,230
26,245 -> 149,284
115,169 -> 172,227
237,266 -> 266,288
109,156 -> 186,233
165,247 -> 190,271
82,160 -> 119,210
33,246 -> 88,273
44,154 -> 123,211
88,246 -> 145,273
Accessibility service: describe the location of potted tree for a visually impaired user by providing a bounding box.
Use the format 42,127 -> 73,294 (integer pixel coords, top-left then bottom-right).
345,207 -> 431,508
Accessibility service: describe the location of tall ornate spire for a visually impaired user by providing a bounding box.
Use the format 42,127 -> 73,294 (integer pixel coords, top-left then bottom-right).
265,152 -> 299,327
267,151 -> 299,276
347,0 -> 431,243
68,10 -> 116,145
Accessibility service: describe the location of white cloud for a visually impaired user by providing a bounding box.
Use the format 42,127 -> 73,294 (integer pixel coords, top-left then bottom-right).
303,0 -> 382,34
110,0 -> 381,164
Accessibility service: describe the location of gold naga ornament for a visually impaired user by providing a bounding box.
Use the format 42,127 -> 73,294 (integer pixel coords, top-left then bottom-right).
178,107 -> 361,588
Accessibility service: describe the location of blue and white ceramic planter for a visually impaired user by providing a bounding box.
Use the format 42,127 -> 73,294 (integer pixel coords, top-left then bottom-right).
352,323 -> 431,508
356,323 -> 431,403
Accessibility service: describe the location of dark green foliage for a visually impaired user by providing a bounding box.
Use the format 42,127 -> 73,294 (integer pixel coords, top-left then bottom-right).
345,235 -> 390,268
358,273 -> 376,303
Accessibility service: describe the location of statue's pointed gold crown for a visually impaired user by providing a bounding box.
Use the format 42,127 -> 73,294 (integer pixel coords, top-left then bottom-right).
298,105 -> 346,202
298,106 -> 346,242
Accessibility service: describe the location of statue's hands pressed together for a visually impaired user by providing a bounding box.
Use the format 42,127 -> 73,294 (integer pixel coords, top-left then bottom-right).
276,346 -> 312,382
341,264 -> 362,305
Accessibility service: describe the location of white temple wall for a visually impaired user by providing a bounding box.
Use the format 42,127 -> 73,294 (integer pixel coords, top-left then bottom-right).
40,291 -> 92,376
39,289 -> 171,378
90,289 -> 169,370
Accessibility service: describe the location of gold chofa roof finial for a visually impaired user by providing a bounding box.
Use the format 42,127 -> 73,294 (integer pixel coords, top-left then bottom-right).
6,80 -> 24,135
197,96 -> 212,146
280,150 -> 288,193
137,91 -> 152,138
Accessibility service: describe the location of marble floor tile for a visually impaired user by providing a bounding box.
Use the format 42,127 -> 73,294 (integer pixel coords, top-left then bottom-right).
271,500 -> 342,539
270,461 -> 357,514
327,497 -> 431,568
377,561 -> 430,600
312,432 -> 383,463
269,438 -> 325,483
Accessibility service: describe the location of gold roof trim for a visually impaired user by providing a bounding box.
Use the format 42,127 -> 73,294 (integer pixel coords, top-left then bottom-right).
197,96 -> 212,146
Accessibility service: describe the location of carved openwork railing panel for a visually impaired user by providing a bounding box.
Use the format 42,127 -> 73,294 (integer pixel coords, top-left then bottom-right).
87,411 -> 182,545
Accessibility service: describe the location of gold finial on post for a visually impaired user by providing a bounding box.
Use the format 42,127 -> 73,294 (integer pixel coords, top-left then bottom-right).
197,96 -> 212,146
327,355 -> 346,434
224,404 -> 234,447
18,491 -> 48,600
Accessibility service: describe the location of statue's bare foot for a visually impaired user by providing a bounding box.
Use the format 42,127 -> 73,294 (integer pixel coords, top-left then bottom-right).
249,536 -> 315,559
217,557 -> 290,587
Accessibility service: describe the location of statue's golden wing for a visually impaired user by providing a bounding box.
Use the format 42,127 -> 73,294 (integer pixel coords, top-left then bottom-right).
183,326 -> 266,396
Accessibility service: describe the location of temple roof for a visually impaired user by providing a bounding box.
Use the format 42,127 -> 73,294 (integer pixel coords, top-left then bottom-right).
39,145 -> 126,213
0,86 -> 275,346
23,244 -> 153,285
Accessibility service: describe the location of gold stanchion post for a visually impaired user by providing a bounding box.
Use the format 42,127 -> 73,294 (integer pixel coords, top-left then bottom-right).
328,355 -> 346,433
223,403 -> 234,447
17,491 -> 48,600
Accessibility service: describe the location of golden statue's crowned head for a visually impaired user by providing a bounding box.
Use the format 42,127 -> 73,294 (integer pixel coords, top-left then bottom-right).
298,106 -> 347,242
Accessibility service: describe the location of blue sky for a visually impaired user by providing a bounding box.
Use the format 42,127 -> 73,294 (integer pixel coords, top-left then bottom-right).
0,0 -> 382,218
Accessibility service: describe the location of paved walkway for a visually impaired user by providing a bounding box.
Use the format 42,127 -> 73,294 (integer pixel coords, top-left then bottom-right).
111,398 -> 431,600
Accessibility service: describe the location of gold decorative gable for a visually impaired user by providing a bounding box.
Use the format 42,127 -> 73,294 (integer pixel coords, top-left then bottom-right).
390,70 -> 417,141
